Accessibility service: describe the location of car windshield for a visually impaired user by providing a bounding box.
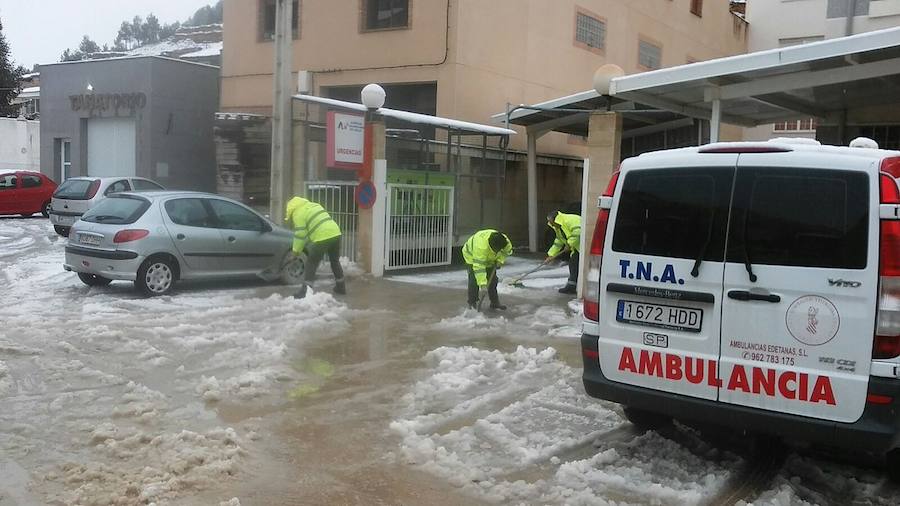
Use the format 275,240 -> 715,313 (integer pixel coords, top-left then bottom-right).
81,196 -> 150,224
54,179 -> 95,199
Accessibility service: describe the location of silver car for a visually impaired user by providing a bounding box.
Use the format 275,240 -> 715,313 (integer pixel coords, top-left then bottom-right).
63,191 -> 305,295
50,177 -> 165,237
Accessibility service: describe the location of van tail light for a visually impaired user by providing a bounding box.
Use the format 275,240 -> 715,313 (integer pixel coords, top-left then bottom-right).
875,171 -> 900,359
113,229 -> 149,243
584,171 -> 620,322
86,179 -> 101,199
866,393 -> 893,405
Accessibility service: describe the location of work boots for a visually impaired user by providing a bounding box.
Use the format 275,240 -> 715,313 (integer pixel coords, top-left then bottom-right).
294,284 -> 309,299
558,284 -> 577,295
334,281 -> 346,295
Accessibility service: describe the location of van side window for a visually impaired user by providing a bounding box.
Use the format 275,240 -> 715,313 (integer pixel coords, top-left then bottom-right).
612,168 -> 734,261
727,169 -> 868,269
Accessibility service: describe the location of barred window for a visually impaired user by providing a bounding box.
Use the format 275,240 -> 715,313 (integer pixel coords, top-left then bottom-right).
364,0 -> 409,31
575,12 -> 605,51
639,39 -> 662,70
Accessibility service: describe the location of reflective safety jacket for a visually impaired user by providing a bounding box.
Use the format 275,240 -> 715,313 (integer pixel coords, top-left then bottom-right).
547,211 -> 581,257
285,197 -> 341,254
462,229 -> 513,287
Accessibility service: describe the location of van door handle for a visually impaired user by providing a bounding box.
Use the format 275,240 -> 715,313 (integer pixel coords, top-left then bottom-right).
176,233 -> 186,240
728,290 -> 781,303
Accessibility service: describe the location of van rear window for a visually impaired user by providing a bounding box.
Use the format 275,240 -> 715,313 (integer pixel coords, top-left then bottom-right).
727,169 -> 868,270
612,168 -> 734,261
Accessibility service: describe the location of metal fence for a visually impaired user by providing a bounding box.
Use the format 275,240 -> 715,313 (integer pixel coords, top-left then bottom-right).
385,184 -> 454,270
304,181 -> 359,262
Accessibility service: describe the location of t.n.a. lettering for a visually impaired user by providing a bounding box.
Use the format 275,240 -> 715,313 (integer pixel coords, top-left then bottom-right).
619,259 -> 684,285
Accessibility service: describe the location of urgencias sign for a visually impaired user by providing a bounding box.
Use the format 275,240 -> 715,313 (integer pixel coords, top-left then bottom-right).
69,93 -> 147,115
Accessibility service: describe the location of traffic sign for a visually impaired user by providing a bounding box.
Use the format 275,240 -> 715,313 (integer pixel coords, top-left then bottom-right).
356,181 -> 377,209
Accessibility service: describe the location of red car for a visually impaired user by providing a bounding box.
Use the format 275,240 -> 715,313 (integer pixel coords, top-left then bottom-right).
0,171 -> 58,218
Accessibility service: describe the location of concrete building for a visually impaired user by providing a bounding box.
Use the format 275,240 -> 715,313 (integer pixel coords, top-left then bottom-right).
219,0 -> 747,246
39,56 -> 219,190
12,72 -> 41,119
222,0 -> 746,152
745,0 -> 900,141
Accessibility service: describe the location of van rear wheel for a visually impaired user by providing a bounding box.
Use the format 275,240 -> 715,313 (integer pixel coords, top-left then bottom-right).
623,406 -> 671,430
887,449 -> 900,482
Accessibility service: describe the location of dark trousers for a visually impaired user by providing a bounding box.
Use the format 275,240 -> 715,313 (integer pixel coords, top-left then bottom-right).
304,236 -> 344,286
467,265 -> 499,306
566,251 -> 580,287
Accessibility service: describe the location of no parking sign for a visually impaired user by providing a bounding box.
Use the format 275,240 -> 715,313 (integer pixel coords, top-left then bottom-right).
356,181 -> 377,209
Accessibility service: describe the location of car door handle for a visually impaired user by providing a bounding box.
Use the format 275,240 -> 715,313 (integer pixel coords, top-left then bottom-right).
227,236 -> 236,242
728,290 -> 781,303
176,233 -> 185,240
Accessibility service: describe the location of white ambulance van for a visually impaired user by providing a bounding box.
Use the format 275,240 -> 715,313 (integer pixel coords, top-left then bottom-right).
581,139 -> 900,472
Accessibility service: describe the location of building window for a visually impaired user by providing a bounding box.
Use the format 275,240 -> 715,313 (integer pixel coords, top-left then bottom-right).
774,118 -> 818,132
690,0 -> 703,17
638,39 -> 662,70
362,0 -> 410,31
260,0 -> 299,41
826,0 -> 869,19
574,9 -> 606,53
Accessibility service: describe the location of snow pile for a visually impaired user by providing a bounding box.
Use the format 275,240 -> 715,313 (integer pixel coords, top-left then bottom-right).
0,221 -> 356,503
315,256 -> 364,278
0,360 -> 11,396
432,309 -> 510,334
52,425 -> 244,505
743,483 -> 815,506
392,346 -> 742,505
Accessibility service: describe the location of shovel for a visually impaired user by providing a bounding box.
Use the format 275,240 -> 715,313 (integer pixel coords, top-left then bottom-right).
476,269 -> 498,312
507,250 -> 567,288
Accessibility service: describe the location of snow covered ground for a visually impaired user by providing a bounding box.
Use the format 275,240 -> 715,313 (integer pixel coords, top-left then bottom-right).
0,219 -> 349,504
2,218 -> 900,505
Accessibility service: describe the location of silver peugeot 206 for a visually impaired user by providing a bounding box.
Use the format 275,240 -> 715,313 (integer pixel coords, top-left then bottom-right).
64,191 -> 305,295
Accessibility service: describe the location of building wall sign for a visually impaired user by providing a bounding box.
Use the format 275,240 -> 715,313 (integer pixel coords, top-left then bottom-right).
69,92 -> 147,116
326,110 -> 365,169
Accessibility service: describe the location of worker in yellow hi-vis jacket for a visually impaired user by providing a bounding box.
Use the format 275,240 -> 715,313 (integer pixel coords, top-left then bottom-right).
547,210 -> 581,294
462,229 -> 512,310
285,196 -> 345,299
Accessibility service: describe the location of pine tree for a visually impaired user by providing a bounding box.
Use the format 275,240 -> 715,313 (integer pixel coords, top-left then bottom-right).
0,17 -> 22,117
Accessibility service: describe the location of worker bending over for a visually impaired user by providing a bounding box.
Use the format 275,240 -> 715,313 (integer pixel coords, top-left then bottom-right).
285,196 -> 345,299
547,210 -> 581,294
463,229 -> 512,310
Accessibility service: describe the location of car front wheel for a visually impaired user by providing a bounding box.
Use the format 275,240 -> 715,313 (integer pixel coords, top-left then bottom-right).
280,252 -> 306,285
78,273 -> 112,287
42,201 -> 51,218
136,257 -> 176,296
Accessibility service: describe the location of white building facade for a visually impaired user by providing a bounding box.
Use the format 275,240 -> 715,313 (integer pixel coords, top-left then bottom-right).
745,0 -> 900,141
0,118 -> 40,173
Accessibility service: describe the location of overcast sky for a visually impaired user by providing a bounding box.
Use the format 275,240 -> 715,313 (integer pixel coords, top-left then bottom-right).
0,0 -> 216,69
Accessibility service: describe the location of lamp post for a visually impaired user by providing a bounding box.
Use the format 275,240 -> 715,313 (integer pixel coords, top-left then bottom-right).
360,84 -> 385,182
357,84 -> 387,276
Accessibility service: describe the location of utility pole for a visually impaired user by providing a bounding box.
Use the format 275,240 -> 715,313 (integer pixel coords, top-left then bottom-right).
269,0 -> 294,222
